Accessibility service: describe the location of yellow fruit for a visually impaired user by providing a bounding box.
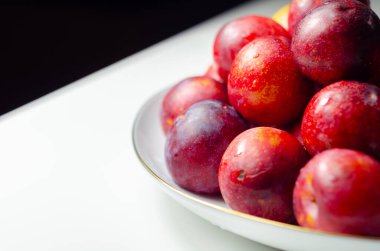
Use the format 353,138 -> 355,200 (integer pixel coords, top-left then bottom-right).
272,4 -> 290,31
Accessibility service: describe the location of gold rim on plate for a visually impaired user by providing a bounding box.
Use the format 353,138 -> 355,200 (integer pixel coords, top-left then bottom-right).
132,89 -> 380,242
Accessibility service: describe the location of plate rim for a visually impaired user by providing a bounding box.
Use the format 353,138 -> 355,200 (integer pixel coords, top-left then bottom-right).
132,88 -> 380,243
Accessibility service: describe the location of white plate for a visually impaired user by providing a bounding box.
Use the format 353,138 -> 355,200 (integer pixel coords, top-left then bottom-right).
133,89 -> 380,251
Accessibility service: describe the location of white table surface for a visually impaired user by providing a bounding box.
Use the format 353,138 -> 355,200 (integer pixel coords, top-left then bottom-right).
1,0 -> 379,250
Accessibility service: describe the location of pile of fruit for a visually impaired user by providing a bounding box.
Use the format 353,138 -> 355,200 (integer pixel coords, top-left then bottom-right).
161,0 -> 380,237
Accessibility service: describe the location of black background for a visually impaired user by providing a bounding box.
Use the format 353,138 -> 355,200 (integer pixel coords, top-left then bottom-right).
0,0 -> 247,115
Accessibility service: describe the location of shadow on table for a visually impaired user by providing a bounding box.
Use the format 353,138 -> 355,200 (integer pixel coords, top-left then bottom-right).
157,191 -> 278,251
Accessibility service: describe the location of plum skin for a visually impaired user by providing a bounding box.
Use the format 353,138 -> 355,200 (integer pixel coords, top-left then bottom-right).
204,62 -> 228,84
288,0 -> 317,35
291,0 -> 380,86
213,15 -> 289,81
286,120 -> 304,146
301,81 -> 380,160
160,76 -> 227,135
370,45 -> 380,86
165,100 -> 248,194
219,127 -> 310,223
293,149 -> 380,236
228,36 -> 313,127
288,0 -> 370,35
